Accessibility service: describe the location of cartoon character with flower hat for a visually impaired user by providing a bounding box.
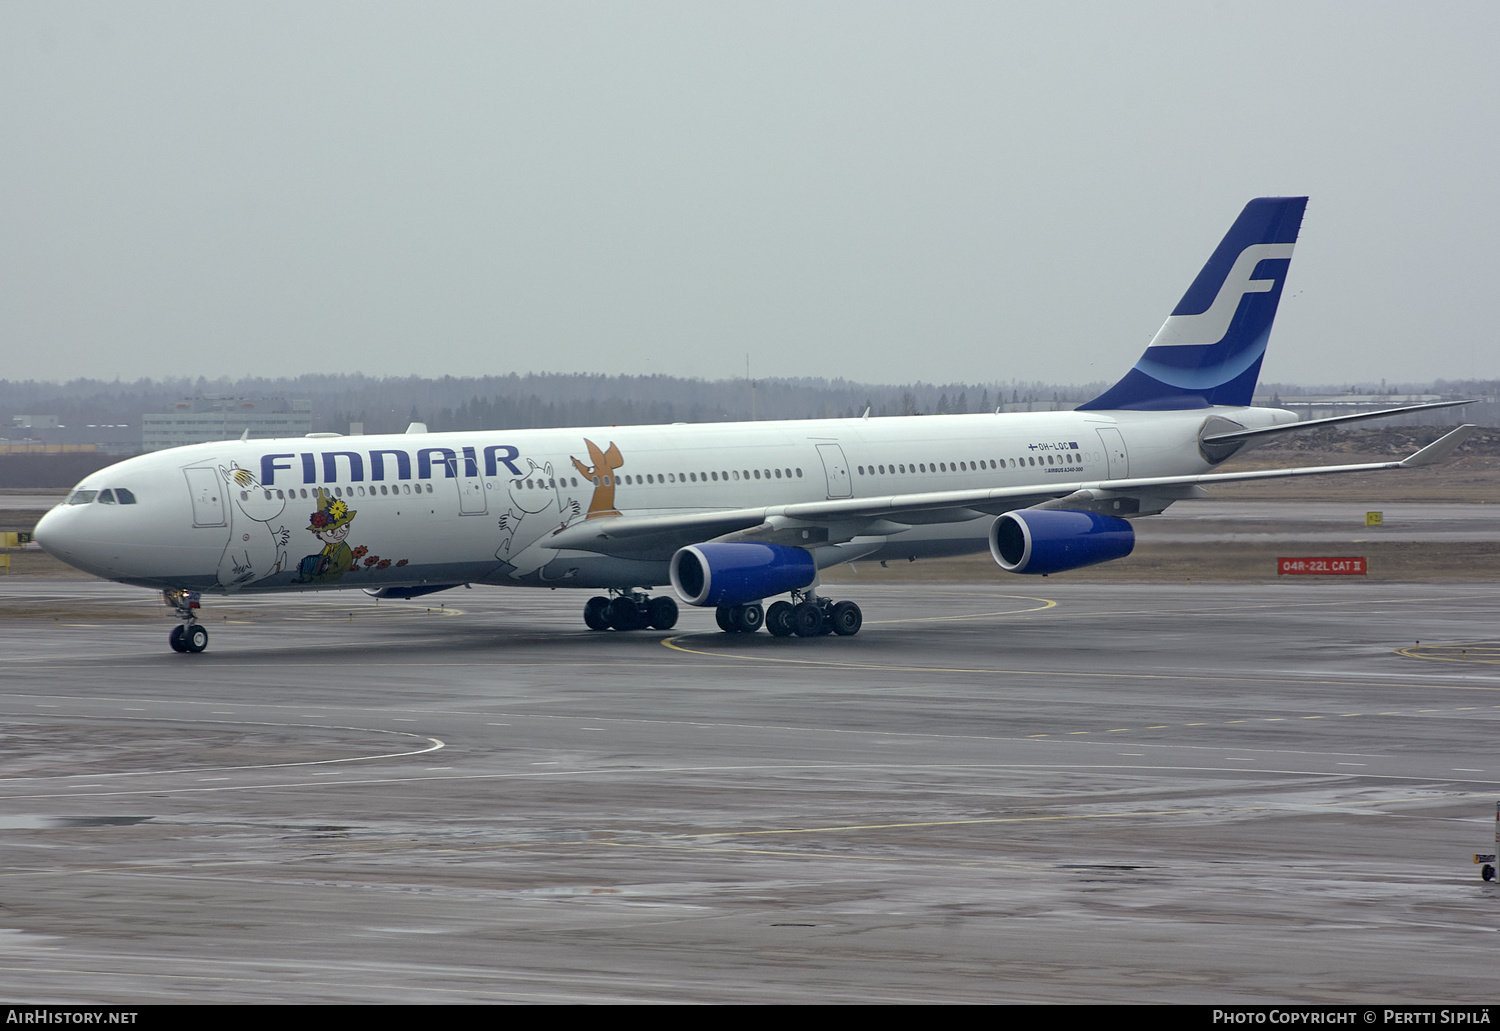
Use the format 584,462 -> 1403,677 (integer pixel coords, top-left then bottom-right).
295,495 -> 358,583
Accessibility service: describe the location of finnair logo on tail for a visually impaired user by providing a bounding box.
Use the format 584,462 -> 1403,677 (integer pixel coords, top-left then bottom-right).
1147,243 -> 1294,348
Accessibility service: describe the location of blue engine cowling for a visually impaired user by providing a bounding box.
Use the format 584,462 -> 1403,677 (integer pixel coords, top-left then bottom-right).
989,509 -> 1134,574
669,542 -> 817,607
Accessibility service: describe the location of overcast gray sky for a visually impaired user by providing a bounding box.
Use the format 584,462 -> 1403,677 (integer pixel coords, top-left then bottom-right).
3,2 -> 1496,389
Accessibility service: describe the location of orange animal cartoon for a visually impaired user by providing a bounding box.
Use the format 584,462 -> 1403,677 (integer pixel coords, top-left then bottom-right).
570,439 -> 624,519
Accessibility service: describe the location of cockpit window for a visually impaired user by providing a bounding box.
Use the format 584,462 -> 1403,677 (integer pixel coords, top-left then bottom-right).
97,489 -> 116,504
66,490 -> 98,505
114,488 -> 137,504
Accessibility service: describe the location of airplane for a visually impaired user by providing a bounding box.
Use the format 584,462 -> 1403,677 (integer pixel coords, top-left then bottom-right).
33,196 -> 1476,652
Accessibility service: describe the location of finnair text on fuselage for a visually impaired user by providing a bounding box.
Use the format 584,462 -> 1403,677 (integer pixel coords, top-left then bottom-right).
258,445 -> 524,486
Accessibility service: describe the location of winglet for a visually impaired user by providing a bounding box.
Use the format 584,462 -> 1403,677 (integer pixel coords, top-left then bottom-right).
1399,425 -> 1477,468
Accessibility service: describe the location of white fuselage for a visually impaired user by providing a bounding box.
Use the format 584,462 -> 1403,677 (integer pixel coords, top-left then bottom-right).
34,405 -> 1293,595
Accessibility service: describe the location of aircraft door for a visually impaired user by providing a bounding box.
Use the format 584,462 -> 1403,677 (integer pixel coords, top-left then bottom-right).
458,474 -> 487,515
816,443 -> 852,499
1097,427 -> 1130,479
441,455 -> 487,516
183,466 -> 227,527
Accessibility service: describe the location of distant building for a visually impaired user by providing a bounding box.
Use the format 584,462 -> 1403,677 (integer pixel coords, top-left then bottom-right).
12,415 -> 59,430
142,397 -> 312,451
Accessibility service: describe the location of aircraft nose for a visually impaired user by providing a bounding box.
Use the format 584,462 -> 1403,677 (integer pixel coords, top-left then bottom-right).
30,498 -> 126,579
31,504 -> 73,561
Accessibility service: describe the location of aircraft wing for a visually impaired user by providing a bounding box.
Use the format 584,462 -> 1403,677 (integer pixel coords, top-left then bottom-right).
541,424 -> 1476,559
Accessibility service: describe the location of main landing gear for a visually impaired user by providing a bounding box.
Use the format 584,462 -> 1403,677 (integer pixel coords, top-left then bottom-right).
722,591 -> 863,638
164,589 -> 208,653
583,591 -> 679,632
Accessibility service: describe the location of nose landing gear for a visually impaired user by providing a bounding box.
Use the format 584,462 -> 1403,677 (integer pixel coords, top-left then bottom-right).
164,590 -> 208,653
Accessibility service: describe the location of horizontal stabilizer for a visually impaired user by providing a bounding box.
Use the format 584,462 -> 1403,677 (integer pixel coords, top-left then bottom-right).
1399,424 -> 1477,467
1202,399 -> 1476,446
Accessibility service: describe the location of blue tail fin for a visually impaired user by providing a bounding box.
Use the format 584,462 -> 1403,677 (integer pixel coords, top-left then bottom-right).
1077,196 -> 1307,411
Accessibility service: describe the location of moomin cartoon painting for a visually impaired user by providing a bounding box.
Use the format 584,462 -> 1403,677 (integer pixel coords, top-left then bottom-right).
571,438 -> 624,519
494,457 -> 583,579
491,438 -> 624,581
295,494 -> 358,583
215,463 -> 291,590
292,493 -> 410,584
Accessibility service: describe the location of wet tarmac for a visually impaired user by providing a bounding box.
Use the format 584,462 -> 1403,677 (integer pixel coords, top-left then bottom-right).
0,579 -> 1497,1003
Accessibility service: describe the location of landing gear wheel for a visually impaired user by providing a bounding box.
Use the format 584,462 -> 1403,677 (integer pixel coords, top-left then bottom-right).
583,596 -> 611,631
648,596 -> 679,630
183,624 -> 209,653
1484,864 -> 1496,882
169,625 -> 188,653
830,600 -> 863,636
792,601 -> 824,637
716,606 -> 737,633
734,603 -> 764,634
765,601 -> 795,637
608,597 -> 646,631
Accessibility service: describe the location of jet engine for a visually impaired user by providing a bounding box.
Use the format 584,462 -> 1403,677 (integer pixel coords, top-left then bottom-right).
669,542 -> 817,607
989,509 -> 1134,575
